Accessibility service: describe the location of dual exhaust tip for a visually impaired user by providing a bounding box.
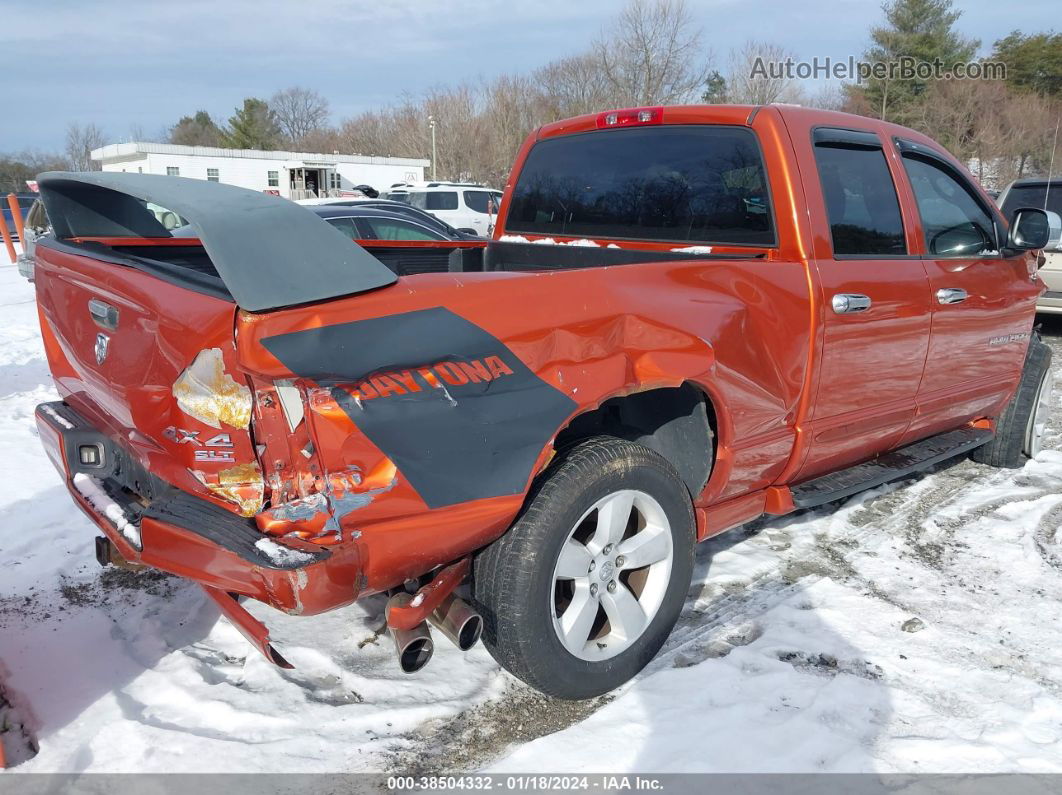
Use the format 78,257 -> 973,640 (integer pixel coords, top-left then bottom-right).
387,592 -> 483,673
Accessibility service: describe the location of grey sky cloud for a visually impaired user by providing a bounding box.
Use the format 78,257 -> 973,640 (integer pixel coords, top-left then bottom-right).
3,0 -> 1055,153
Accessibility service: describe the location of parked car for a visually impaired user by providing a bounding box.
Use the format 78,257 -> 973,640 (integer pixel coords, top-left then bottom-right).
15,198 -> 48,281
307,201 -> 482,241
2,193 -> 37,241
30,104 -> 1057,700
307,204 -> 484,277
997,178 -> 1062,314
382,182 -> 502,236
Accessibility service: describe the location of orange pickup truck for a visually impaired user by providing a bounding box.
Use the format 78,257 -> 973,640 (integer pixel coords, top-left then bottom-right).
32,105 -> 1057,699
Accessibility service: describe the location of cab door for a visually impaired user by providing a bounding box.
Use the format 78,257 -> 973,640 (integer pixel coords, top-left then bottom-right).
893,139 -> 1041,442
794,127 -> 933,481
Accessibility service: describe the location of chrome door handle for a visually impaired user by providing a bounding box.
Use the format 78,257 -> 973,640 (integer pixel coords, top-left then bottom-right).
831,293 -> 872,314
88,298 -> 119,330
936,287 -> 968,305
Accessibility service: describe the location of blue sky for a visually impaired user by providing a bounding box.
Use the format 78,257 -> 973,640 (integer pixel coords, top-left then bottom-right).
2,0 -> 1055,152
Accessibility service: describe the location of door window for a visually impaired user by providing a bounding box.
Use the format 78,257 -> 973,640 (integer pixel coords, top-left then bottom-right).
362,218 -> 445,241
901,155 -> 997,257
409,191 -> 459,211
813,138 -> 907,257
325,217 -> 360,240
463,190 -> 493,214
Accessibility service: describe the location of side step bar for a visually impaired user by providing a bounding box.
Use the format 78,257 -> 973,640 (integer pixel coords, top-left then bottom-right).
791,427 -> 993,509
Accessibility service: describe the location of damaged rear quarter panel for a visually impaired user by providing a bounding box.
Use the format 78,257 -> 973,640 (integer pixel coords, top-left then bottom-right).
35,245 -> 262,515
237,260 -> 810,592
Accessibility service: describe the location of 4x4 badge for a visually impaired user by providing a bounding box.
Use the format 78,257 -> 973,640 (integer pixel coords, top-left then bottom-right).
94,333 -> 109,365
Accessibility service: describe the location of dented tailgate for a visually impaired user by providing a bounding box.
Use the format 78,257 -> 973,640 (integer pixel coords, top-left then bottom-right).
34,241 -> 263,516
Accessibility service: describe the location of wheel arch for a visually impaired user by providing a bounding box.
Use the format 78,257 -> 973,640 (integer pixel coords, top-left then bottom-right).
551,381 -> 719,499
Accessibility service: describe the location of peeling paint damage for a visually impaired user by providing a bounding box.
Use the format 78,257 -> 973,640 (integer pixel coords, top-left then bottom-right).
192,462 -> 264,518
173,347 -> 253,430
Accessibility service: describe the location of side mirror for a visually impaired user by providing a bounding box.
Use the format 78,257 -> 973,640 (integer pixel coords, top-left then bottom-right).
1008,207 -> 1051,250
1046,210 -> 1062,251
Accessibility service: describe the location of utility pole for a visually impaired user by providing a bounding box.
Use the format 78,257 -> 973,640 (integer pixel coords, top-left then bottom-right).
428,115 -> 437,180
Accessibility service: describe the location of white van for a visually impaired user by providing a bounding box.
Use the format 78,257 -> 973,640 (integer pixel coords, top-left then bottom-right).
383,182 -> 503,237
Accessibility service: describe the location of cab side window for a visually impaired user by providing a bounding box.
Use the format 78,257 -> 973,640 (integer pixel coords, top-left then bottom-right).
900,154 -> 997,257
813,134 -> 907,257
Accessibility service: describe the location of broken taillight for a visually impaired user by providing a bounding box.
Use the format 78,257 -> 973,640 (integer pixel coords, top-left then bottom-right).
595,107 -> 664,129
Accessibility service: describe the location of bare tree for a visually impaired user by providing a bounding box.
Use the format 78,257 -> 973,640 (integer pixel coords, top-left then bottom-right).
534,54 -> 616,118
724,41 -> 804,105
298,126 -> 344,154
271,87 -> 331,147
481,74 -> 548,185
65,122 -> 107,171
593,0 -> 712,107
0,150 -> 71,192
169,111 -> 224,147
806,82 -> 847,112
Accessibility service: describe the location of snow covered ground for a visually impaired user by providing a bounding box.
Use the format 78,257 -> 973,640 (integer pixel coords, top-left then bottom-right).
3,258 -> 1062,775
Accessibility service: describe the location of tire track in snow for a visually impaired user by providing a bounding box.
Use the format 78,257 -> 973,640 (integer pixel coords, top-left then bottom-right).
389,329 -> 1062,771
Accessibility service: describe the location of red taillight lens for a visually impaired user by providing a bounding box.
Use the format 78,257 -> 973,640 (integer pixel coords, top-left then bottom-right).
595,107 -> 664,129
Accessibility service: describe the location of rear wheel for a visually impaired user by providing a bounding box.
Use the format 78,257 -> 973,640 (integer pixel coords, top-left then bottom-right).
972,338 -> 1053,468
473,437 -> 695,700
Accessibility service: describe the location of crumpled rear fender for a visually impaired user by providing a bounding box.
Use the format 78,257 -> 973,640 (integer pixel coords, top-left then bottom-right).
236,261 -> 806,592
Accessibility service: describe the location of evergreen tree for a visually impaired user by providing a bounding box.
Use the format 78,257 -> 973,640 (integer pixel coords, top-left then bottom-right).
992,31 -> 1062,98
222,99 -> 282,150
854,0 -> 978,123
701,70 -> 728,103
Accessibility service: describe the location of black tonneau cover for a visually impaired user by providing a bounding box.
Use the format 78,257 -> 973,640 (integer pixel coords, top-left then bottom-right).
36,171 -> 397,312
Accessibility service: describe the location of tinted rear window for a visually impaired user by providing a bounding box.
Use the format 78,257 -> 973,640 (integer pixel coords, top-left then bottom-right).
506,126 -> 774,245
813,144 -> 907,256
410,191 -> 458,211
1001,184 -> 1062,217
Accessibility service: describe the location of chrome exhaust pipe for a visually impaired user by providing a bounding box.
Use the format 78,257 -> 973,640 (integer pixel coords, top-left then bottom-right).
428,594 -> 483,651
387,594 -> 434,673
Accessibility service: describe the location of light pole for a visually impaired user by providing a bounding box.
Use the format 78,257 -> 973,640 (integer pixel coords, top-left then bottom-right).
428,115 -> 437,181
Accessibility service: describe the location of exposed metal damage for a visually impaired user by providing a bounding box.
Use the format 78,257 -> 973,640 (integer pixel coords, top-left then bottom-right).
256,459 -> 398,542
173,347 -> 253,430
191,461 -> 264,517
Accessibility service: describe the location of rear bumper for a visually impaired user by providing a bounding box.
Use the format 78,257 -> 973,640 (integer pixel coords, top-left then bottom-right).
35,401 -> 363,616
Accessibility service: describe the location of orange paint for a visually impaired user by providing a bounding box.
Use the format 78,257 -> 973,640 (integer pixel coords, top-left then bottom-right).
32,104 -> 1038,639
0,210 -> 15,264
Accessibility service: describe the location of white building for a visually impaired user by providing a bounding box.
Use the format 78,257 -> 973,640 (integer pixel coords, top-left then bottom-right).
91,142 -> 429,200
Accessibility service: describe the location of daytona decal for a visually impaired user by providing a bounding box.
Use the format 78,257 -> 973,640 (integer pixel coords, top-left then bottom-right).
260,307 -> 577,509
347,356 -> 515,401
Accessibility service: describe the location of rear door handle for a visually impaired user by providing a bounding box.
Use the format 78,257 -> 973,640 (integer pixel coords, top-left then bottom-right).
936,287 -> 968,305
831,293 -> 872,314
88,299 -> 119,330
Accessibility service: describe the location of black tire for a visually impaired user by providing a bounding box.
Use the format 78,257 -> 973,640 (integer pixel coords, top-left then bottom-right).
473,437 -> 695,700
971,338 -> 1052,468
